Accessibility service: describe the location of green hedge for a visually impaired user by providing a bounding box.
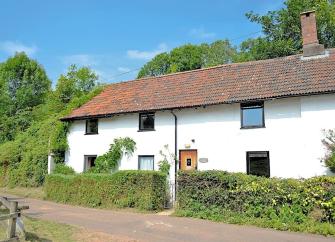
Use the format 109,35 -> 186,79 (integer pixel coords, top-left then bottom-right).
45,170 -> 167,211
177,171 -> 335,235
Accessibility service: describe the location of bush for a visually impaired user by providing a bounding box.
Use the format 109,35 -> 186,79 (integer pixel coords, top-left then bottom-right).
53,164 -> 75,175
177,171 -> 335,235
45,170 -> 167,211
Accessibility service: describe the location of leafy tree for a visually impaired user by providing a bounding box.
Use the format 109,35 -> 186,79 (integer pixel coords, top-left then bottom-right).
0,52 -> 50,114
201,40 -> 237,67
137,53 -> 171,78
137,41 -> 237,78
241,0 -> 335,61
55,64 -> 98,103
0,61 -> 103,186
0,53 -> 51,143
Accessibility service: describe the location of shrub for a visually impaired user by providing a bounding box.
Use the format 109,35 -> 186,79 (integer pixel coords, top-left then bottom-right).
53,164 -> 75,175
177,171 -> 335,235
45,170 -> 167,211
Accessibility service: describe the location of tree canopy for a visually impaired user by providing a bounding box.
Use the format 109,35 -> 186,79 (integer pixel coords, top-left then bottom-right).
137,40 -> 237,78
239,0 -> 335,61
138,0 -> 335,77
0,54 -> 102,187
0,52 -> 50,115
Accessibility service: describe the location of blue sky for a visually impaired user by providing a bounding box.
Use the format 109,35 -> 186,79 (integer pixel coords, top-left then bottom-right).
0,0 -> 284,85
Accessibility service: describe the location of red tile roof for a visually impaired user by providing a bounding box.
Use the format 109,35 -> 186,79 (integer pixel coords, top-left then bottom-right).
62,49 -> 335,120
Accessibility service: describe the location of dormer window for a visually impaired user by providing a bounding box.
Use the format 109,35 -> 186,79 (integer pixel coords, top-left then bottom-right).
85,119 -> 98,134
139,113 -> 155,131
241,102 -> 265,129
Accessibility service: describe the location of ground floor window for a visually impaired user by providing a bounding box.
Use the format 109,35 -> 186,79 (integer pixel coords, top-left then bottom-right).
84,155 -> 97,171
246,151 -> 270,177
138,155 -> 154,170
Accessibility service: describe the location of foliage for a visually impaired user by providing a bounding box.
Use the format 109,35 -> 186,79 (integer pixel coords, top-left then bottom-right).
240,0 -> 335,61
89,137 -> 136,173
138,0 -> 335,75
55,64 -> 98,104
0,52 -> 51,143
177,171 -> 335,235
45,171 -> 167,210
0,56 -> 103,187
322,129 -> 335,172
158,144 -> 174,175
137,40 -> 237,78
53,164 -> 75,175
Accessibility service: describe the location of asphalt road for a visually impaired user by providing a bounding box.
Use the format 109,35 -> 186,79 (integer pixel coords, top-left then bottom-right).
6,196 -> 335,242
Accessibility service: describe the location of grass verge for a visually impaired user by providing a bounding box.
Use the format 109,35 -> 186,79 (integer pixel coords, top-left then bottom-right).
24,216 -> 78,242
0,187 -> 44,200
174,209 -> 335,237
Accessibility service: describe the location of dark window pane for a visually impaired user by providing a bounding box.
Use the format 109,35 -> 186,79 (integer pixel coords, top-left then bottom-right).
139,113 -> 155,130
84,155 -> 97,171
241,103 -> 264,128
88,156 -> 96,167
247,152 -> 270,177
86,119 -> 98,134
186,158 -> 192,166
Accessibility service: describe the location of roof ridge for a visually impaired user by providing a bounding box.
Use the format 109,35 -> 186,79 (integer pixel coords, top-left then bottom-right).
105,51 -> 309,87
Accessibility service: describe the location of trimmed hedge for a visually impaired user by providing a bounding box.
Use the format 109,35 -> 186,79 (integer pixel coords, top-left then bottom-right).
177,171 -> 335,235
45,170 -> 167,210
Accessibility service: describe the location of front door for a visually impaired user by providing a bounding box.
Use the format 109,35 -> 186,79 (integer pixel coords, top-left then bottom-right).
179,150 -> 197,171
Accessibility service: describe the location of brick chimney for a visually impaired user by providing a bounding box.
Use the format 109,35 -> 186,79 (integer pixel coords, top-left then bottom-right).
300,10 -> 325,57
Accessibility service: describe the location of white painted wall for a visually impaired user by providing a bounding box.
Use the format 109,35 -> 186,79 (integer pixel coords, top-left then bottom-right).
65,93 -> 335,180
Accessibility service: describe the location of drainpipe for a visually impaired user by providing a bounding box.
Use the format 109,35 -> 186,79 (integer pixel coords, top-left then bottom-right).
171,110 -> 178,202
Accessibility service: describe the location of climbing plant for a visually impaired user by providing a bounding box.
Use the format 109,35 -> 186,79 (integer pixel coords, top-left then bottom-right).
158,144 -> 174,175
90,137 -> 136,173
322,129 -> 335,172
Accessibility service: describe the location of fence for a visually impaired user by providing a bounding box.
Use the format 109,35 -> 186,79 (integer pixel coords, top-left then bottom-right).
0,197 -> 28,242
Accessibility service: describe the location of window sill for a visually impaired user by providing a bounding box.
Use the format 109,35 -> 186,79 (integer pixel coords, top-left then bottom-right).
137,129 -> 156,132
85,133 -> 99,135
240,126 -> 265,130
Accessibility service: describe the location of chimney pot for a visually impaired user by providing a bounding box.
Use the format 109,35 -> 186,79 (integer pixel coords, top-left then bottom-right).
300,10 -> 325,57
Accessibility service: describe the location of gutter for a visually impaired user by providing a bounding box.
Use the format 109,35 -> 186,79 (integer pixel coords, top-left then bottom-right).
171,110 -> 178,201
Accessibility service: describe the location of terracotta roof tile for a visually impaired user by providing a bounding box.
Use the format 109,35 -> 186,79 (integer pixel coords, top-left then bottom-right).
62,49 -> 335,120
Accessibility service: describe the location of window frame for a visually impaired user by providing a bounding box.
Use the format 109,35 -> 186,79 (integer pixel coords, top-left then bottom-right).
85,119 -> 99,135
246,151 -> 270,178
138,113 -> 155,131
240,102 -> 265,129
84,155 -> 97,171
138,155 -> 155,170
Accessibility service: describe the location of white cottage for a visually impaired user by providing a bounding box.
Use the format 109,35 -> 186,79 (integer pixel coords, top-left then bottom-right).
60,11 -> 335,185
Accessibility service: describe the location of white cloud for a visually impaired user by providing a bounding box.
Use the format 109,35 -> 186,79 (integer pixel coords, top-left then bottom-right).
0,41 -> 37,56
62,54 -> 98,66
127,43 -> 168,60
189,27 -> 216,39
117,67 -> 131,72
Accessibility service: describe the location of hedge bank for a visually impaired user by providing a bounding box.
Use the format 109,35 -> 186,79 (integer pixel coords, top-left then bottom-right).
45,171 -> 167,211
177,171 -> 335,235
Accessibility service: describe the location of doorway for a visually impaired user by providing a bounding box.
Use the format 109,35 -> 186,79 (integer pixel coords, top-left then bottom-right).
179,149 -> 197,171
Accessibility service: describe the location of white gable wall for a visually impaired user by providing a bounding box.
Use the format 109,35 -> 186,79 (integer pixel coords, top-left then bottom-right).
65,93 -> 335,179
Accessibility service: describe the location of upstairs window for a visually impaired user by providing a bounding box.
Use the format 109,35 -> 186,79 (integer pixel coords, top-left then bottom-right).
246,151 -> 270,177
139,113 -> 155,131
85,119 -> 98,134
241,102 -> 264,129
138,155 -> 154,170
